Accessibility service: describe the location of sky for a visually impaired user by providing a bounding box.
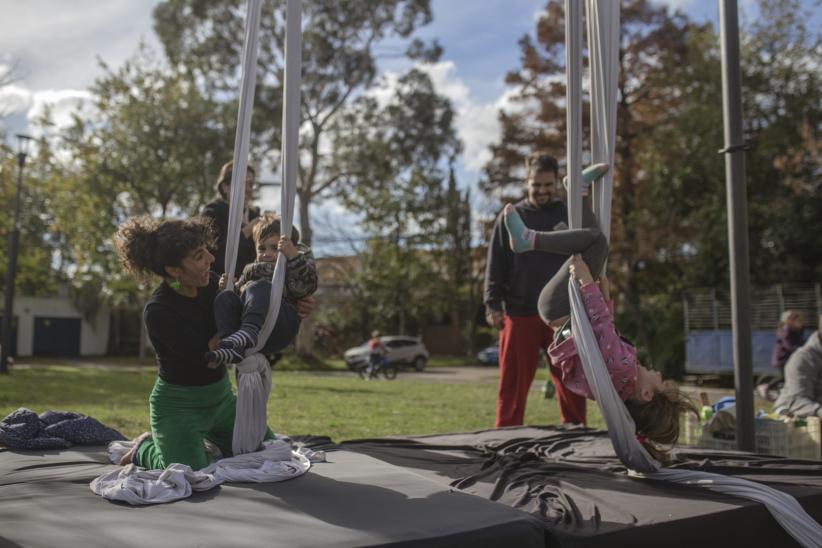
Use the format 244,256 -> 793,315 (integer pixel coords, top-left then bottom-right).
0,0 -> 803,254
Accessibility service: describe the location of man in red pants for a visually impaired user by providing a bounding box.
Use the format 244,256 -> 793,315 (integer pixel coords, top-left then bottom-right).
484,153 -> 587,427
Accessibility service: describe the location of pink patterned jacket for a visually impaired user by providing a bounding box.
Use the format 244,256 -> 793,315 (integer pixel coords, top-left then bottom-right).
547,282 -> 638,401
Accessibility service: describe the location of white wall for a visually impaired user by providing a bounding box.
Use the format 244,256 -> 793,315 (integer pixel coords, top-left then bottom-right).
12,296 -> 110,356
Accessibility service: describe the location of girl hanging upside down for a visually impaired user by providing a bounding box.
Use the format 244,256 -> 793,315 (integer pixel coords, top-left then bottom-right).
503,164 -> 696,463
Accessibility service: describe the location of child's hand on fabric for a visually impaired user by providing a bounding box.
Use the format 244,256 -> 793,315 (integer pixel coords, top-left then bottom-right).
296,296 -> 315,319
218,274 -> 238,291
278,236 -> 299,260
208,334 -> 220,351
569,255 -> 595,285
206,336 -> 220,367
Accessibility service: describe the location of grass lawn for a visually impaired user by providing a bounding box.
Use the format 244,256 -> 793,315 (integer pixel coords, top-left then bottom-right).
15,353 -> 479,371
0,365 -> 604,441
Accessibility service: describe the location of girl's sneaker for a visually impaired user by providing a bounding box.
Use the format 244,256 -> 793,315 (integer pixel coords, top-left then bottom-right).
503,204 -> 535,253
562,162 -> 610,192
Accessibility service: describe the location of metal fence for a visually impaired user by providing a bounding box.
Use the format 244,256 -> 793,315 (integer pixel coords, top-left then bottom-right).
684,284 -> 821,331
683,284 -> 821,375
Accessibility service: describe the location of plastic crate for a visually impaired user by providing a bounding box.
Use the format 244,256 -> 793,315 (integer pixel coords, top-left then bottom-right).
682,412 -> 702,445
683,413 -> 738,451
754,416 -> 821,460
698,434 -> 739,452
683,414 -> 821,460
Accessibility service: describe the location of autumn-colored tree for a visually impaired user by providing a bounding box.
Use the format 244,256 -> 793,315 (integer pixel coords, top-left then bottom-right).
481,0 -> 698,369
481,0 -> 821,375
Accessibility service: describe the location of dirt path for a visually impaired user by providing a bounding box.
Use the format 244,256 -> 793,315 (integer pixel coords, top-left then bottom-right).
410,366 -> 499,384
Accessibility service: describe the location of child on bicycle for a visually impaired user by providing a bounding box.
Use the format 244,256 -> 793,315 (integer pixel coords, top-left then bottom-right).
366,330 -> 388,379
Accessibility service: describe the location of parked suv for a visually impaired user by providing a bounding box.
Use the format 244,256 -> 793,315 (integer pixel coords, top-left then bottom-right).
344,336 -> 429,372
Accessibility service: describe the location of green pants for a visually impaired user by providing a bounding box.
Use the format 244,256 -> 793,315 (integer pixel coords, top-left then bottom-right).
136,374 -> 274,470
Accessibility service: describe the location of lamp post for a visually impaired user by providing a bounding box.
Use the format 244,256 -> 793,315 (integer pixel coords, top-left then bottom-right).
1,134 -> 33,374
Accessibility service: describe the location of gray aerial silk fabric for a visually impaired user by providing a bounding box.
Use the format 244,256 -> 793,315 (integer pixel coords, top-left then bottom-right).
224,0 -> 303,456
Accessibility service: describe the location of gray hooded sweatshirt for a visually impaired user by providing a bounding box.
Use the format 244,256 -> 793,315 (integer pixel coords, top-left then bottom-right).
774,330 -> 822,417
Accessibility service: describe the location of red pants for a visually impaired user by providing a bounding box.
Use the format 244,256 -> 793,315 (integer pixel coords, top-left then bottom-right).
496,314 -> 587,427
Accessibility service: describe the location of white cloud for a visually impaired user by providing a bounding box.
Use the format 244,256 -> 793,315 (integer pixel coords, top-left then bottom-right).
368,71 -> 401,110
28,89 -> 95,131
418,61 -> 522,173
0,85 -> 94,136
532,3 -> 547,23
653,0 -> 698,10
0,2 -> 161,91
0,84 -> 31,115
366,60 -> 529,175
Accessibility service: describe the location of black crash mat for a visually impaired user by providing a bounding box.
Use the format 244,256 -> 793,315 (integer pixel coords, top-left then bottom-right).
0,445 -> 544,548
335,426 -> 822,548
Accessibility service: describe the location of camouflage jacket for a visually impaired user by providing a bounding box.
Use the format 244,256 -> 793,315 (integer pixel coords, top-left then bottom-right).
236,243 -> 318,301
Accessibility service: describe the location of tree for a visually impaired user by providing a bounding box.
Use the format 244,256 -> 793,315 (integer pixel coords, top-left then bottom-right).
439,167 -> 483,354
0,136 -> 60,297
328,67 -> 460,334
739,0 -> 822,284
151,0 -> 441,245
0,59 -> 21,119
74,46 -> 234,217
39,46 -> 235,308
330,69 -> 460,233
302,67 -> 468,344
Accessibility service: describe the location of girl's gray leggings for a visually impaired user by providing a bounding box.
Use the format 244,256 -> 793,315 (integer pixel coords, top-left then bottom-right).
537,200 -> 608,324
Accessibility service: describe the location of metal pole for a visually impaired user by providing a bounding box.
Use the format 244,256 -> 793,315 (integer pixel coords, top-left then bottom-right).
1,152 -> 25,374
719,0 -> 754,451
565,0 -> 583,228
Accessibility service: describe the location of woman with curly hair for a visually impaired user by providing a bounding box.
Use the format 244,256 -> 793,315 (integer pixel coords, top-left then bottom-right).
113,215 -> 311,470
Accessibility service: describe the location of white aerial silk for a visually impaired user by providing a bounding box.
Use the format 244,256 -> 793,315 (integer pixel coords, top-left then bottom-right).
585,0 -> 618,243
232,353 -> 273,455
224,0 -> 303,456
567,2 -> 822,545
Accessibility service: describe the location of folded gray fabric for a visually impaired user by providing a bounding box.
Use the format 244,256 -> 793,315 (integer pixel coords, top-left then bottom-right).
0,408 -> 126,450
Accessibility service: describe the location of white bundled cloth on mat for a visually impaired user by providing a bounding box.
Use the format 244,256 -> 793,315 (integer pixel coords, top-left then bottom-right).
568,2 -> 822,545
91,439 -> 324,506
